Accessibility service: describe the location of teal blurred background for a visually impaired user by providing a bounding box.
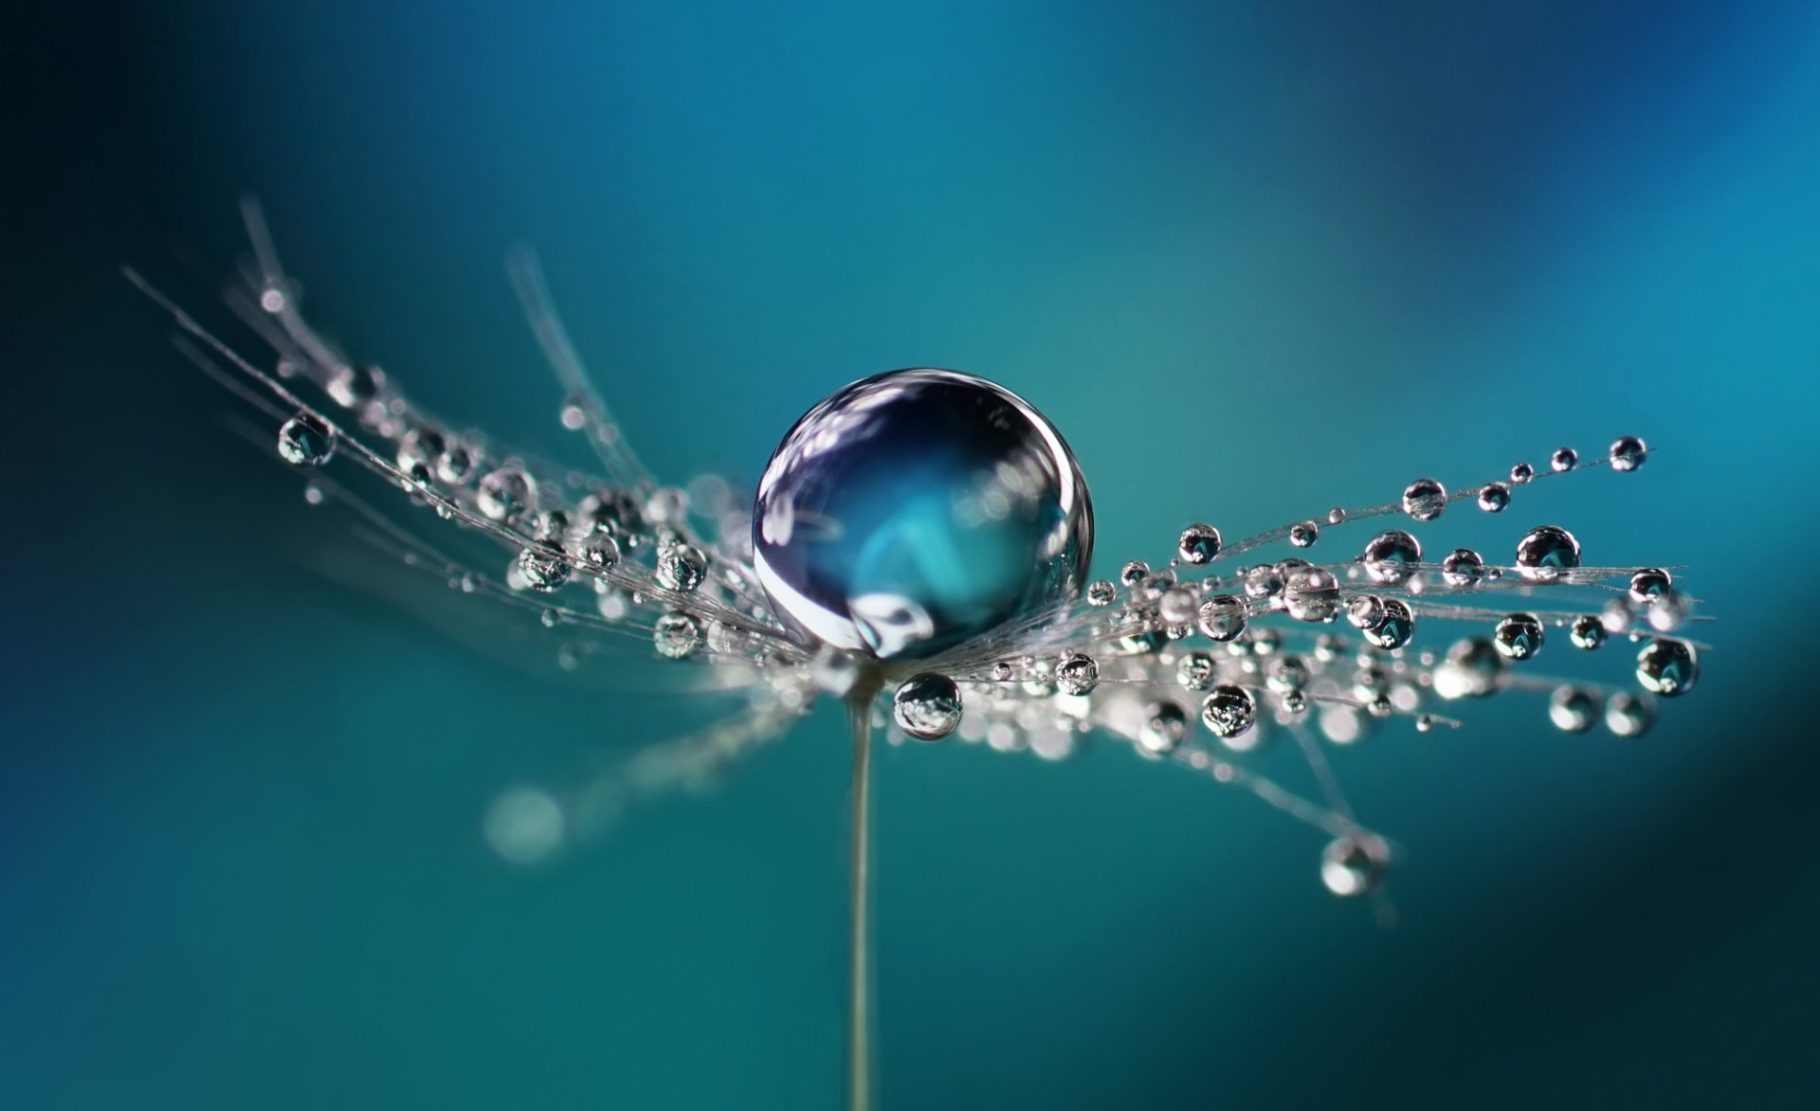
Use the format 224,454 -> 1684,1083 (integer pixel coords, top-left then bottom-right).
7,2 -> 1820,1107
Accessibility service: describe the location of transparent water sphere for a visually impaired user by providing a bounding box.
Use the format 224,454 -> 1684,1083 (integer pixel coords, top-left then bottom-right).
277,413 -> 335,467
1636,638 -> 1699,696
1320,835 -> 1389,898
753,370 -> 1093,660
893,672 -> 963,740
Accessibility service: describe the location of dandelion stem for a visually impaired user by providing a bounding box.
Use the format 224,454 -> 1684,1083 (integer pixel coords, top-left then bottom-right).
846,690 -> 878,1111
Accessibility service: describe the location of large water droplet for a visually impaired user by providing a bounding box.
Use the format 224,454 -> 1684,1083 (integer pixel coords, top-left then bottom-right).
752,370 -> 1092,659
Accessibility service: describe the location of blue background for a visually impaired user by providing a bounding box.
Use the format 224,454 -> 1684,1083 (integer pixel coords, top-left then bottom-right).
7,1 -> 1819,1107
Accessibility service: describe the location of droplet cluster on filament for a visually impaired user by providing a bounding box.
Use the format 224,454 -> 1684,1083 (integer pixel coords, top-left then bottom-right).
130,206 -> 1705,895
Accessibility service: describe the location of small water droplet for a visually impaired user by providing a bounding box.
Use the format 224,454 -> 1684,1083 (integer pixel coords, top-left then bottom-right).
1402,478 -> 1447,522
1140,701 -> 1189,755
516,546 -> 570,593
655,543 -> 707,593
1159,586 -> 1199,626
576,533 -> 621,569
435,445 -> 478,485
1361,598 -> 1415,650
1320,835 -> 1389,897
1610,435 -> 1648,472
1361,530 -> 1422,584
1440,548 -> 1485,588
1636,638 -> 1697,696
1199,685 -> 1258,742
327,364 -> 385,409
1569,615 -> 1606,650
1492,613 -> 1545,660
1347,595 -> 1385,630
893,672 -> 963,740
1514,525 -> 1581,581
277,414 -> 335,467
1283,567 -> 1342,623
1244,565 -> 1284,599
1055,652 -> 1100,696
1177,651 -> 1216,691
1265,653 -> 1310,696
653,611 -> 703,659
1605,692 -> 1654,737
1197,595 -> 1248,642
1433,637 -> 1503,699
1627,568 -> 1672,605
477,467 -> 536,522
484,787 -> 564,865
1548,685 -> 1598,732
1178,524 -> 1222,565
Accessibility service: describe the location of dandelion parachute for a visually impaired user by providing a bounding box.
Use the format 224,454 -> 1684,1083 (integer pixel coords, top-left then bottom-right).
130,202 -> 1705,1111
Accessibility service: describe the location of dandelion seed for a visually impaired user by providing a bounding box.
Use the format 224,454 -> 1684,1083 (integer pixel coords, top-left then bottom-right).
128,206 -> 1708,1111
